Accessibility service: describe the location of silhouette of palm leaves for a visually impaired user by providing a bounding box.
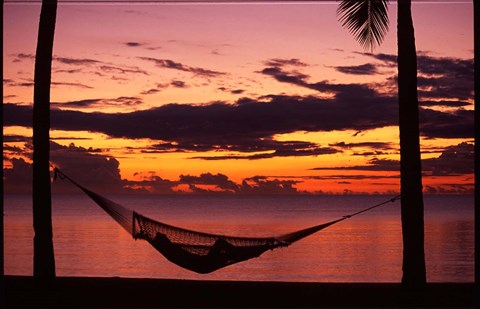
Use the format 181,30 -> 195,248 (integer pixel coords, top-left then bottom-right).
337,0 -> 389,51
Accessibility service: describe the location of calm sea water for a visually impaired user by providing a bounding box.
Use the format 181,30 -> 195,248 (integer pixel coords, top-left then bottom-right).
4,194 -> 474,282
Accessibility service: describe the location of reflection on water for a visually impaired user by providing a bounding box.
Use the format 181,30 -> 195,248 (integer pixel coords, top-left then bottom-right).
4,194 -> 474,282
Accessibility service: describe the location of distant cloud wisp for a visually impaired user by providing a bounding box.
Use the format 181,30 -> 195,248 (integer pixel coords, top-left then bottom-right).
139,56 -> 226,78
334,63 -> 379,75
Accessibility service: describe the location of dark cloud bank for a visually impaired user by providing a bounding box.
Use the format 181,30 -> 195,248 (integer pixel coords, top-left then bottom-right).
4,91 -> 398,160
4,52 -> 473,194
312,142 -> 474,176
3,141 -> 304,195
4,91 -> 473,156
357,52 -> 474,102
6,52 -> 472,148
4,140 -> 473,195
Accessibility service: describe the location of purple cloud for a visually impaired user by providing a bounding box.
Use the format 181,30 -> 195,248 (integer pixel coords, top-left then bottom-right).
139,56 -> 225,78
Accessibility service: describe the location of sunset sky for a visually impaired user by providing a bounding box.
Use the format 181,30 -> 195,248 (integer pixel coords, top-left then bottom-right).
3,1 -> 474,195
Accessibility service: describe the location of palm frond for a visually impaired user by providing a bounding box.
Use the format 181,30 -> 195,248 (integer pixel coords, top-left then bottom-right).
337,0 -> 389,51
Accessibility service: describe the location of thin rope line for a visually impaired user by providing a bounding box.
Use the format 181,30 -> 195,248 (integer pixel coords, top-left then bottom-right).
53,166 -> 401,238
54,166 -> 401,221
342,194 -> 401,219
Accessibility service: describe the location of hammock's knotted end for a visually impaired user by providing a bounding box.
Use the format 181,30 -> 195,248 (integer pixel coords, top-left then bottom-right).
53,167 -> 66,182
390,195 -> 401,203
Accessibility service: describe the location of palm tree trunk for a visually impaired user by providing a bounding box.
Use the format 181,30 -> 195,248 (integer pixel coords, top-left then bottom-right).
33,0 -> 57,279
397,0 -> 426,286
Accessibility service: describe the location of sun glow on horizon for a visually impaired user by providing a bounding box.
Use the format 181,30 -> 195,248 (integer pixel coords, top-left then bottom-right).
3,2 -> 474,195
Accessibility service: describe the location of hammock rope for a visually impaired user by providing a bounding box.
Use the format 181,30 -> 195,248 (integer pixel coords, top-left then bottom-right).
53,167 -> 400,274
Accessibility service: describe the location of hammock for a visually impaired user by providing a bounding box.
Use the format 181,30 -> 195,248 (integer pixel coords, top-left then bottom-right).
54,168 -> 400,274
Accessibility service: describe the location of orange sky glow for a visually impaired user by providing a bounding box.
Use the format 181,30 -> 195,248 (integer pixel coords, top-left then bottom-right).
3,1 -> 474,195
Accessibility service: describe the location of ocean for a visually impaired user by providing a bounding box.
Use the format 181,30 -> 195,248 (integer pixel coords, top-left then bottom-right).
4,194 -> 474,282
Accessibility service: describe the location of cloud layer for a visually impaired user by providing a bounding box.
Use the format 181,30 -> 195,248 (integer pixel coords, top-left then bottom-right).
312,142 -> 474,177
3,140 -> 306,195
4,140 -> 473,195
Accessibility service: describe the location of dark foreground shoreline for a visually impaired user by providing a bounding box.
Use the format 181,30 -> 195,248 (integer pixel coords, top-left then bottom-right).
3,276 -> 475,308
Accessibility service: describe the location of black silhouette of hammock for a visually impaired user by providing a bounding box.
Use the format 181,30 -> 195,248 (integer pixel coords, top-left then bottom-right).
54,168 -> 400,274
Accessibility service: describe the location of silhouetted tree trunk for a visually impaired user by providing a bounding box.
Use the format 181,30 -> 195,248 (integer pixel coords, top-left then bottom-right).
397,0 -> 426,286
33,0 -> 57,279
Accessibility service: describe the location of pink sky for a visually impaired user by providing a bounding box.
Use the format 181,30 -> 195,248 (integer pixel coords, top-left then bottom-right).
3,2 -> 475,195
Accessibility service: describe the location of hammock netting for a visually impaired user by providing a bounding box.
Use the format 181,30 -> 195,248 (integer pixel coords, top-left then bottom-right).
54,168 -> 399,274
134,212 -> 284,273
